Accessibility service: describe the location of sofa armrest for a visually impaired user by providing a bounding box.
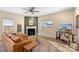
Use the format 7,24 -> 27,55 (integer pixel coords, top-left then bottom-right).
13,40 -> 32,52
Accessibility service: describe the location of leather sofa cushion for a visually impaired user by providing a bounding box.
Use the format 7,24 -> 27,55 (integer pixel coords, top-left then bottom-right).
17,34 -> 28,38
14,37 -> 21,43
11,32 -> 17,35
5,33 -> 12,38
11,35 -> 21,43
17,34 -> 28,41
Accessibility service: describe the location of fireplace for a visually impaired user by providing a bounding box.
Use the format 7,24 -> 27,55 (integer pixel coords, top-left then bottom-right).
28,29 -> 35,35
26,26 -> 36,35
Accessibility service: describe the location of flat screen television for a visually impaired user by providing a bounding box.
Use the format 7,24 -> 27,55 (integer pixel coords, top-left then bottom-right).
59,24 -> 72,31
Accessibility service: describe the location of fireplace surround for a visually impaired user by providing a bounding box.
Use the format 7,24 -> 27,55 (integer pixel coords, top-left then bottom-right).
26,26 -> 36,35
28,29 -> 35,35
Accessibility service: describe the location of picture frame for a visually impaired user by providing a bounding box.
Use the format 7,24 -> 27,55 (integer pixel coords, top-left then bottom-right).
29,19 -> 34,26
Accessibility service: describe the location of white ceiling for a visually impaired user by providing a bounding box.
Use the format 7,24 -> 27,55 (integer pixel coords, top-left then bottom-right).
0,7 -> 74,16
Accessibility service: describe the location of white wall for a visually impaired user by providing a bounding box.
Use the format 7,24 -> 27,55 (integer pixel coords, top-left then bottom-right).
75,7 -> 79,16
75,7 -> 79,44
0,10 -> 24,34
38,9 -> 76,38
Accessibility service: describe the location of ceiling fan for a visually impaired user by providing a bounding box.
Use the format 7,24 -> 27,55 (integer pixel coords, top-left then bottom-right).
23,7 -> 39,14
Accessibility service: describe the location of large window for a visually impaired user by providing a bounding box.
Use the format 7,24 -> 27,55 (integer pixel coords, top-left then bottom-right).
3,19 -> 13,26
40,20 -> 53,32
3,18 -> 13,32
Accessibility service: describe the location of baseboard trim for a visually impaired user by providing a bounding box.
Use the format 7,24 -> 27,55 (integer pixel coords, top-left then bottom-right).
37,34 -> 56,39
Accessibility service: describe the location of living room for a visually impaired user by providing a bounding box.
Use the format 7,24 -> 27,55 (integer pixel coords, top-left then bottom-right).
0,7 -> 79,52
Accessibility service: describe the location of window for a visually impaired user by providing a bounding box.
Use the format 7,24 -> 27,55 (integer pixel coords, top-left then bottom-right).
40,20 -> 53,32
3,19 -> 13,26
3,18 -> 13,32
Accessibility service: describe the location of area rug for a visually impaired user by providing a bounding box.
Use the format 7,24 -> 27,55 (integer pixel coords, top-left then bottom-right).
0,40 -> 7,52
32,39 -> 60,52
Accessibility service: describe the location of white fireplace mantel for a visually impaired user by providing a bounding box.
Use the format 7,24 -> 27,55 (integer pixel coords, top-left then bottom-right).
26,26 -> 36,29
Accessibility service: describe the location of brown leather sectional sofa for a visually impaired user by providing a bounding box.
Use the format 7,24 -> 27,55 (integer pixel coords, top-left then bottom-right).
2,32 -> 37,52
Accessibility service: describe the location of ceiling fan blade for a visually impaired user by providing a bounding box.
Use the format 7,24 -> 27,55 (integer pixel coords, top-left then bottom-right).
25,12 -> 28,13
33,11 -> 39,12
30,7 -> 35,11
31,12 -> 34,14
23,7 -> 39,14
22,8 -> 28,10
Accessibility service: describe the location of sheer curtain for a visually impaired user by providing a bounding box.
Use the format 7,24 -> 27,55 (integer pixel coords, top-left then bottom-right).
0,20 -> 3,40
